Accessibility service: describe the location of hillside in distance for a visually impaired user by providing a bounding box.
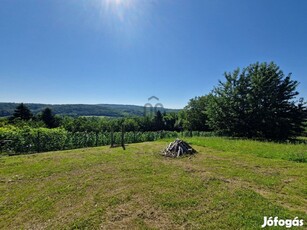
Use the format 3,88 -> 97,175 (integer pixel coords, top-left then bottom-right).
0,102 -> 180,117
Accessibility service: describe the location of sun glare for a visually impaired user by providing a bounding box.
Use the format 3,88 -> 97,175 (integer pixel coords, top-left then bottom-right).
105,0 -> 134,7
86,0 -> 151,37
100,0 -> 136,21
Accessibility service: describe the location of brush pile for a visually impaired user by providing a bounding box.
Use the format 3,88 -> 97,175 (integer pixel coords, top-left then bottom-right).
162,139 -> 197,158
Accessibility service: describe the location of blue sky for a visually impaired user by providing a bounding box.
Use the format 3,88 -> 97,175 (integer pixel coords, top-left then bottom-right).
0,0 -> 306,108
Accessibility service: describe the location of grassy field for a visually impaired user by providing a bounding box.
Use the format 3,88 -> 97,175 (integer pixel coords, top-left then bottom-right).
187,137 -> 307,162
0,137 -> 306,229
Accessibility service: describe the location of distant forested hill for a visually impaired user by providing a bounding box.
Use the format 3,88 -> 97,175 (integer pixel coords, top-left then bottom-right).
0,103 -> 179,117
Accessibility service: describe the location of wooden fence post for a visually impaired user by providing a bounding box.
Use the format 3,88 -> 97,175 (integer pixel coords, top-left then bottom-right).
37,131 -> 40,153
110,128 -> 114,148
121,124 -> 125,150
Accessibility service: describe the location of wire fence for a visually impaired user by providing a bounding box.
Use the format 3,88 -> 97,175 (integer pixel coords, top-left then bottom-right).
0,128 -> 215,155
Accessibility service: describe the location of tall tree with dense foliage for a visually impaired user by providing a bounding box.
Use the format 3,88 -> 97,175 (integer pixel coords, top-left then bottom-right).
183,96 -> 210,131
163,112 -> 179,131
123,118 -> 140,132
11,103 -> 33,121
41,108 -> 57,128
153,110 -> 165,131
206,62 -> 306,140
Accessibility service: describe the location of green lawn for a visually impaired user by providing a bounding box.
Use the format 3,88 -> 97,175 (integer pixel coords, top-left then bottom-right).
0,138 -> 306,229
187,137 -> 307,162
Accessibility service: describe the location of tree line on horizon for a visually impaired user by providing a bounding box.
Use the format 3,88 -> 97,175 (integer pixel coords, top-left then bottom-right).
2,62 -> 306,141
0,102 -> 179,117
3,103 -> 181,132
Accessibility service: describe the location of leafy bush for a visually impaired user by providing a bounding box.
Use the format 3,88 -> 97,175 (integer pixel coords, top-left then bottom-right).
0,127 -> 67,154
0,127 -> 215,155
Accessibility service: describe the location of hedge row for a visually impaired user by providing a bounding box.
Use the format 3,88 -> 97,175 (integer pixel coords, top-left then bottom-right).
0,127 -> 214,155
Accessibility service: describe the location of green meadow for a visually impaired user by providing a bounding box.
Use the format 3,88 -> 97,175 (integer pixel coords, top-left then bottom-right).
0,137 -> 306,229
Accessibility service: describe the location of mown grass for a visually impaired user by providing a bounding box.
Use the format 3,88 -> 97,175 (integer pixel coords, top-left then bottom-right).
0,138 -> 306,229
186,137 -> 307,163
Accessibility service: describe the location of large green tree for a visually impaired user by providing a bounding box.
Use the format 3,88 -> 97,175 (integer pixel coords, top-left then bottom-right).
163,112 -> 179,131
123,118 -> 140,132
153,110 -> 165,131
206,62 -> 306,140
11,103 -> 33,121
183,96 -> 210,131
41,108 -> 58,128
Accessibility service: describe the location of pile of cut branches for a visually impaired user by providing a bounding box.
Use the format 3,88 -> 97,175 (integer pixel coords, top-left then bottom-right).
162,139 -> 196,158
